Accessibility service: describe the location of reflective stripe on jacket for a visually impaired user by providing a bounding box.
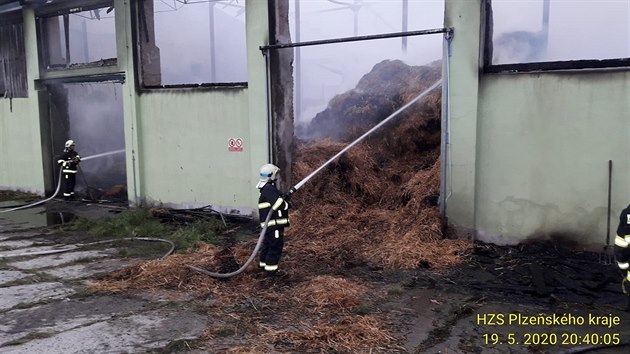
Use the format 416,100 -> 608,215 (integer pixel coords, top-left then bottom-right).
258,182 -> 289,228
58,150 -> 81,172
614,206 -> 630,272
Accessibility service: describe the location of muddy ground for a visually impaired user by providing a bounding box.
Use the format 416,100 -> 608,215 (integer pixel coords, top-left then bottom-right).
1,197 -> 629,354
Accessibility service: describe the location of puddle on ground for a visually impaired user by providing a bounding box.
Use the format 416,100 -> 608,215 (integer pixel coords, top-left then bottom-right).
46,212 -> 77,225
0,201 -> 77,228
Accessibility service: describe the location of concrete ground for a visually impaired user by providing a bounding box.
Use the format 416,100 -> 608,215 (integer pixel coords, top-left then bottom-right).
1,198 -> 629,354
0,200 -> 208,354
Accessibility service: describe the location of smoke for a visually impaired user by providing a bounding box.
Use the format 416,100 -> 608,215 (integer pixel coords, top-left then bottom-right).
494,30 -> 547,64
491,0 -> 629,64
299,59 -> 442,142
289,0 -> 445,138
63,83 -> 126,196
151,1 -> 247,85
44,9 -> 117,67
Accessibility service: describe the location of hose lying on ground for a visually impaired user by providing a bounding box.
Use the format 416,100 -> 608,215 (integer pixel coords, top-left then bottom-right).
0,237 -> 175,260
1,150 -> 127,213
0,169 -> 63,214
187,210 -> 272,278
188,80 -> 443,279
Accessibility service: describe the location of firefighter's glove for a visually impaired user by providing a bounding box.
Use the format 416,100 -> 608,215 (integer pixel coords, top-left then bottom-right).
282,194 -> 292,209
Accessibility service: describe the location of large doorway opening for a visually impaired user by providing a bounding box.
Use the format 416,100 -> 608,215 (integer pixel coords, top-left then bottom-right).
262,0 -> 456,273
46,81 -> 127,202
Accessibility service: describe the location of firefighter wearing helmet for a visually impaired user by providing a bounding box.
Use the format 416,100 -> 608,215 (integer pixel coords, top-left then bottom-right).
257,163 -> 291,277
57,140 -> 81,199
614,204 -> 630,307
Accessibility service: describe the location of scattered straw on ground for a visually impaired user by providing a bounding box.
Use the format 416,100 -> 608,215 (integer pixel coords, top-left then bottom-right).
260,315 -> 400,353
87,243 -> 221,294
285,60 -> 473,271
87,60 -> 472,352
294,275 -> 369,312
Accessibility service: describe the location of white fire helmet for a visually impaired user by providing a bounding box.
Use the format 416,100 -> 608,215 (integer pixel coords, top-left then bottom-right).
256,163 -> 280,189
64,140 -> 75,151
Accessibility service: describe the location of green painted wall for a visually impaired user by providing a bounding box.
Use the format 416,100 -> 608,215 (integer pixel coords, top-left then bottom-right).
135,89 -> 253,209
0,99 -> 43,193
445,0 -> 630,245
128,0 -> 270,215
0,8 -> 44,194
476,73 -> 629,245
1,0 -> 270,217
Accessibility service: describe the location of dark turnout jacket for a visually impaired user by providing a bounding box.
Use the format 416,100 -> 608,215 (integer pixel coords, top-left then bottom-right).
258,182 -> 290,229
58,150 -> 81,173
614,205 -> 630,280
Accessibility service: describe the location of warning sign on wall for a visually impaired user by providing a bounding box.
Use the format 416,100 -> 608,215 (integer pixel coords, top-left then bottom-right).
228,138 -> 244,152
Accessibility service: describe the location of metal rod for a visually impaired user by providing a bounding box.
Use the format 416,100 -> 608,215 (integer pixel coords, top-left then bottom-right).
260,27 -> 452,51
263,51 -> 273,163
606,160 -> 612,247
440,31 -> 452,220
289,79 -> 442,194
208,2 -> 216,82
401,0 -> 408,52
63,14 -> 70,67
542,0 -> 550,56
294,0 -> 301,129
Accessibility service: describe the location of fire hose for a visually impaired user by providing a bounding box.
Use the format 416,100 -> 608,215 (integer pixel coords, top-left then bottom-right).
0,169 -> 63,214
188,79 -> 442,278
0,149 -> 125,214
0,237 -> 175,260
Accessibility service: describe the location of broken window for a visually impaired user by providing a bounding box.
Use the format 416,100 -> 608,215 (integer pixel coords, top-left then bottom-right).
486,0 -> 630,71
37,0 -> 117,70
289,0 -> 445,134
0,11 -> 28,98
135,0 -> 247,87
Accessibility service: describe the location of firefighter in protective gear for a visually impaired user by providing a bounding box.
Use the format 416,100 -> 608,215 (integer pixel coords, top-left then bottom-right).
257,164 -> 290,277
57,140 -> 81,199
614,204 -> 630,298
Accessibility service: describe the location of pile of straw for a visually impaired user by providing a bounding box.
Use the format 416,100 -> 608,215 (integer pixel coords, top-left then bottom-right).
88,59 -> 472,353
287,60 -> 471,271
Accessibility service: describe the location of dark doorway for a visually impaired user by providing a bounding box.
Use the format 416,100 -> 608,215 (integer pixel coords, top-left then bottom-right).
47,82 -> 127,202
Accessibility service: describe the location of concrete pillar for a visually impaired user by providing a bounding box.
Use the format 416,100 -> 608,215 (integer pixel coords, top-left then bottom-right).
443,0 -> 483,238
267,0 -> 294,191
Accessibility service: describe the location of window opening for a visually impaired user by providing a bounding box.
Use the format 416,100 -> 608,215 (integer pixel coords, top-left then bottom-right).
288,0 -> 445,132
135,0 -> 247,88
0,11 -> 28,98
37,1 -> 117,70
486,0 -> 630,72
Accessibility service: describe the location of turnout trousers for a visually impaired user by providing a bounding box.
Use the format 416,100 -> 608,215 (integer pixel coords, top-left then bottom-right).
259,227 -> 284,272
63,172 -> 76,199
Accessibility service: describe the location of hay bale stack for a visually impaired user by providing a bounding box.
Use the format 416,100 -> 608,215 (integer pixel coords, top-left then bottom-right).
288,59 -> 470,271
306,59 -> 442,143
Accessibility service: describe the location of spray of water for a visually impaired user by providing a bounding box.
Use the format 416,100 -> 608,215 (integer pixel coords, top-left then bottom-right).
81,149 -> 125,161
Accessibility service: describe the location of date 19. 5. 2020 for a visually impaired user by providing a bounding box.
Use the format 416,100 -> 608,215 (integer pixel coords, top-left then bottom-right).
483,332 -> 620,346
